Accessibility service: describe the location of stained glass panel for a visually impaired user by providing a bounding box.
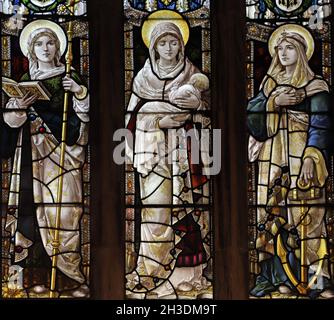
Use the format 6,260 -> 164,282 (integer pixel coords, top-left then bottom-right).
124,0 -> 213,299
247,0 -> 334,299
1,0 -> 90,298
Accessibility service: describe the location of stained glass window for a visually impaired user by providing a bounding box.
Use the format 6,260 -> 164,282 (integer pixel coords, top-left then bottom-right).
1,0 -> 90,298
124,0 -> 213,299
246,0 -> 334,299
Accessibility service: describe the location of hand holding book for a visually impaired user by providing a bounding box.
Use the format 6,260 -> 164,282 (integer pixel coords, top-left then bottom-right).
16,92 -> 38,109
2,76 -> 51,101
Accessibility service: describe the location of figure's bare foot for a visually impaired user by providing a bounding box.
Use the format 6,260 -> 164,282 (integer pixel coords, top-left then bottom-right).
320,289 -> 334,299
71,284 -> 89,298
278,285 -> 292,294
177,282 -> 193,292
32,285 -> 48,294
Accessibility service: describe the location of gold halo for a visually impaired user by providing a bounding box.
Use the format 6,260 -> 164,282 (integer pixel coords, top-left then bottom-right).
268,24 -> 314,60
141,10 -> 189,48
19,19 -> 67,57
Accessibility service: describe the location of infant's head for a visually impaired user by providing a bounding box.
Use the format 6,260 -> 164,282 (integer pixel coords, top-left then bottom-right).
169,73 -> 209,108
188,73 -> 210,92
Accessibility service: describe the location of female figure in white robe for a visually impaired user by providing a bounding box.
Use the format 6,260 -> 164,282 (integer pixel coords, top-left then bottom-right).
3,22 -> 89,297
126,21 -> 212,299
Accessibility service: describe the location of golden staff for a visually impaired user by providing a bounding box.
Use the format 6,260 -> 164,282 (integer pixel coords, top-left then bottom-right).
300,201 -> 308,285
296,180 -> 327,292
50,0 -> 76,298
297,180 -> 311,287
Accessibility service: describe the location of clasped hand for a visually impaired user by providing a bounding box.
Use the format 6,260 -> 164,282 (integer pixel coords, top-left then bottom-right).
62,76 -> 83,95
274,87 -> 305,107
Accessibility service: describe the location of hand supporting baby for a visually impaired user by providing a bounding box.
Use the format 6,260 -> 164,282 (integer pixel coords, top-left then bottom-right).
159,73 -> 209,128
158,113 -> 191,129
172,91 -> 201,109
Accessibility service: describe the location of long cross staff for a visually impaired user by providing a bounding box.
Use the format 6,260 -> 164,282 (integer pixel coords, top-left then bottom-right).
50,0 -> 76,298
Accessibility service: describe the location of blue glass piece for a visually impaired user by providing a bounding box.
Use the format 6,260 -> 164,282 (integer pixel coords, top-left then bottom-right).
28,113 -> 37,121
259,0 -> 267,13
189,0 -> 203,10
153,277 -> 159,283
130,0 -> 145,10
191,0 -> 202,5
157,1 -> 176,10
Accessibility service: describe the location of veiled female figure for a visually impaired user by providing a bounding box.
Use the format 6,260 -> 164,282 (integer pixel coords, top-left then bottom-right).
247,25 -> 334,298
2,21 -> 89,297
126,21 -> 212,299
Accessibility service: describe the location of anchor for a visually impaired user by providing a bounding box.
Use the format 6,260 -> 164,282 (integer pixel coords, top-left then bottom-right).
276,179 -> 328,295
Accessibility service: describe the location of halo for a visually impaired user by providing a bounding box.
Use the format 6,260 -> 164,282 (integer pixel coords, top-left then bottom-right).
19,19 -> 67,57
141,10 -> 189,48
268,24 -> 314,60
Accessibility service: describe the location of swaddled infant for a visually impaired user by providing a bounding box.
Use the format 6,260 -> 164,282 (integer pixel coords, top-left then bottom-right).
169,73 -> 210,109
136,73 -> 210,128
134,73 -> 209,175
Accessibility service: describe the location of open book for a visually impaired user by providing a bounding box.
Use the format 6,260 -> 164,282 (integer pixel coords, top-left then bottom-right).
2,77 -> 51,101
